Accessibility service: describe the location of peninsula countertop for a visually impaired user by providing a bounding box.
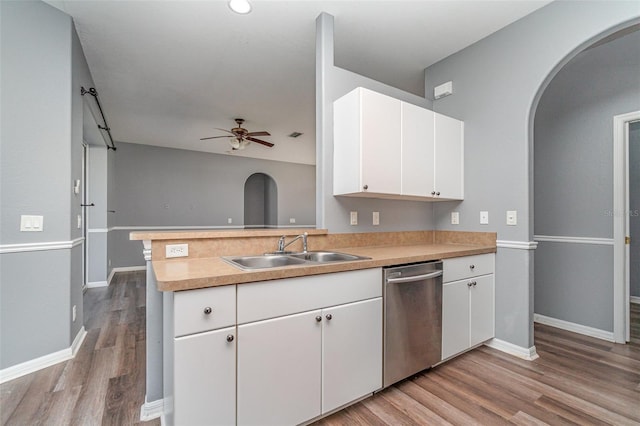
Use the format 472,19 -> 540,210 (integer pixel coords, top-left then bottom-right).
152,242 -> 496,292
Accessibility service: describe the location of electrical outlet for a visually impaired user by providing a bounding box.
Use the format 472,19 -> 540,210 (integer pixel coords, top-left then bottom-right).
77,214 -> 82,229
451,211 -> 460,225
506,210 -> 517,225
373,212 -> 380,226
166,243 -> 189,258
480,211 -> 489,225
72,305 -> 77,322
108,259 -> 112,267
228,218 -> 233,224
350,211 -> 358,226
289,218 -> 296,224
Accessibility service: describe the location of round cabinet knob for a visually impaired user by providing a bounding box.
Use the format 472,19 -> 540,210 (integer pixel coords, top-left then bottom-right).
203,307 -> 213,315
326,314 -> 333,321
226,334 -> 234,342
431,191 -> 436,196
470,264 -> 475,270
436,192 -> 440,196
467,282 -> 473,287
363,185 -> 369,191
315,316 -> 322,322
472,281 -> 477,287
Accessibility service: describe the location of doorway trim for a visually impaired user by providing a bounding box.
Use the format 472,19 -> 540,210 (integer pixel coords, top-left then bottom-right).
613,110 -> 640,343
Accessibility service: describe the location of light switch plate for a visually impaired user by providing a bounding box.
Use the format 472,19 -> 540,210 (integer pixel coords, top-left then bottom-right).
372,212 -> 380,226
480,211 -> 489,225
451,211 -> 459,225
289,218 -> 296,224
350,211 -> 358,226
20,215 -> 44,231
506,210 -> 517,225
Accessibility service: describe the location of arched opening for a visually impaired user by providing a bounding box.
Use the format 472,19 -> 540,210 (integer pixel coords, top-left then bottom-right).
244,173 -> 278,228
532,26 -> 640,343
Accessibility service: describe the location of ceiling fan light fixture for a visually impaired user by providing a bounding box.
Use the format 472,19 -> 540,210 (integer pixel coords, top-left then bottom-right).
230,138 -> 241,149
229,0 -> 252,14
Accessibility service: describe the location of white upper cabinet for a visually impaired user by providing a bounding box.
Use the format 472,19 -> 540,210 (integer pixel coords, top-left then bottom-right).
333,87 -> 463,201
334,87 -> 401,196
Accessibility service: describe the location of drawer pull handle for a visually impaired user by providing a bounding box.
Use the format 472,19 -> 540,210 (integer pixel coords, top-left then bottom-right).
203,307 -> 213,315
326,314 -> 333,321
315,316 -> 322,322
226,334 -> 234,343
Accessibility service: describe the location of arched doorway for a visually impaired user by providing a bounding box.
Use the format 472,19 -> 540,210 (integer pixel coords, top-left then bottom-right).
244,173 -> 278,228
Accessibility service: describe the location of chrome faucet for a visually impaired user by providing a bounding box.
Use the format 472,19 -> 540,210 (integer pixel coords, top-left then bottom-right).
276,232 -> 308,254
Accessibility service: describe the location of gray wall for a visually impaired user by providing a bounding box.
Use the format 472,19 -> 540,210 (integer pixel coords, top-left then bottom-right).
109,142 -> 315,267
0,0 -> 94,369
629,121 -> 640,298
316,13 -> 435,234
423,1 -> 639,348
534,31 -> 640,331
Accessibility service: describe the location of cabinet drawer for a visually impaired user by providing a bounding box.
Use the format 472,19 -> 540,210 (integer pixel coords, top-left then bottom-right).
238,268 -> 382,324
174,285 -> 236,337
443,254 -> 494,283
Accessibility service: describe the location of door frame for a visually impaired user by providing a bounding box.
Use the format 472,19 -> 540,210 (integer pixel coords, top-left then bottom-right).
613,110 -> 640,343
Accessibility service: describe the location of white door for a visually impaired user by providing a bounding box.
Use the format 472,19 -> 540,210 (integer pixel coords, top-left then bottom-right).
442,280 -> 470,360
401,102 -> 434,197
434,112 -> 464,199
237,310 -> 322,426
469,275 -> 495,347
360,89 -> 402,195
322,298 -> 382,414
174,326 -> 236,426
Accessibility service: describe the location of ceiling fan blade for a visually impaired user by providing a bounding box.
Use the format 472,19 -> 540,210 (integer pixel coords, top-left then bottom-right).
214,128 -> 236,135
246,136 -> 274,147
200,135 -> 232,140
247,131 -> 270,137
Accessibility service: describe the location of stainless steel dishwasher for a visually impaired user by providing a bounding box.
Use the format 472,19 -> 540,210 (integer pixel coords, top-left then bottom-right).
383,261 -> 443,387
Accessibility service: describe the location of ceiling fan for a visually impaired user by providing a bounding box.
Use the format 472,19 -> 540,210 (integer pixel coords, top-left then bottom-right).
200,118 -> 274,151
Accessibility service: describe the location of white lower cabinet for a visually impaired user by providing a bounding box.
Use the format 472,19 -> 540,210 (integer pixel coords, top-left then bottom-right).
174,326 -> 236,426
442,274 -> 494,360
237,310 -> 322,426
322,298 -> 382,414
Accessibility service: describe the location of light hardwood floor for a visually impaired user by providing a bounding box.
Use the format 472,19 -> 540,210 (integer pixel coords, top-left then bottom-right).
2,273 -> 639,425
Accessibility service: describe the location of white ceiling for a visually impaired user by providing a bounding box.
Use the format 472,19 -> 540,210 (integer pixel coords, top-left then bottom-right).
47,0 -> 552,165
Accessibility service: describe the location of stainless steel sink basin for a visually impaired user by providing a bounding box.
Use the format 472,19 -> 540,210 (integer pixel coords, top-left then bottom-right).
222,251 -> 370,270
289,251 -> 369,263
223,255 -> 307,270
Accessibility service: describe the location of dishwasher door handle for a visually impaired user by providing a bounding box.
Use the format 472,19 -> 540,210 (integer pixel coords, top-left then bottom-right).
386,270 -> 443,284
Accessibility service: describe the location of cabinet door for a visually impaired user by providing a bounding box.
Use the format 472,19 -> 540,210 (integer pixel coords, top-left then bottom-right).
360,89 -> 402,195
237,310 -> 322,426
442,281 -> 470,360
322,298 -> 382,414
469,274 -> 495,347
174,326 -> 236,426
401,102 -> 434,197
434,112 -> 463,199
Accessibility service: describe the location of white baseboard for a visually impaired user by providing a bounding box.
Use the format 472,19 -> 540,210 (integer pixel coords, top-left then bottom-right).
631,296 -> 640,305
140,397 -> 164,421
484,338 -> 539,361
86,280 -> 108,288
0,326 -> 86,384
534,313 -> 614,342
108,266 -> 146,285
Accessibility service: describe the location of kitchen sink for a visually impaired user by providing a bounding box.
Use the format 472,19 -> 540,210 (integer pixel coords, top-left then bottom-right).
222,251 -> 370,270
289,251 -> 368,263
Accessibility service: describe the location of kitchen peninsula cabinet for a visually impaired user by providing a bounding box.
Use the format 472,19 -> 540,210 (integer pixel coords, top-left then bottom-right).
333,87 -> 463,201
441,254 -> 495,360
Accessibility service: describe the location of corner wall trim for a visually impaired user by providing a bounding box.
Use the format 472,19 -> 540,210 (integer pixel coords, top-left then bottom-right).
0,237 -> 85,254
496,240 -> 538,250
86,281 -> 108,288
140,397 -> 164,421
631,296 -> 640,305
534,235 -> 614,245
0,326 -> 86,384
534,313 -> 614,342
484,338 -> 539,361
108,266 -> 146,285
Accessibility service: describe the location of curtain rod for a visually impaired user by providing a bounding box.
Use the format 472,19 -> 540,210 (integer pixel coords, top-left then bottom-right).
81,86 -> 117,151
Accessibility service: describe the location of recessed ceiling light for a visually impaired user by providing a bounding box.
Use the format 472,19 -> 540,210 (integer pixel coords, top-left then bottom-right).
229,0 -> 252,14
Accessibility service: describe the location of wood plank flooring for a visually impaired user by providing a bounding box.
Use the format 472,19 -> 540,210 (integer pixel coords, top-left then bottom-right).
2,273 -> 639,425
0,271 -> 159,426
